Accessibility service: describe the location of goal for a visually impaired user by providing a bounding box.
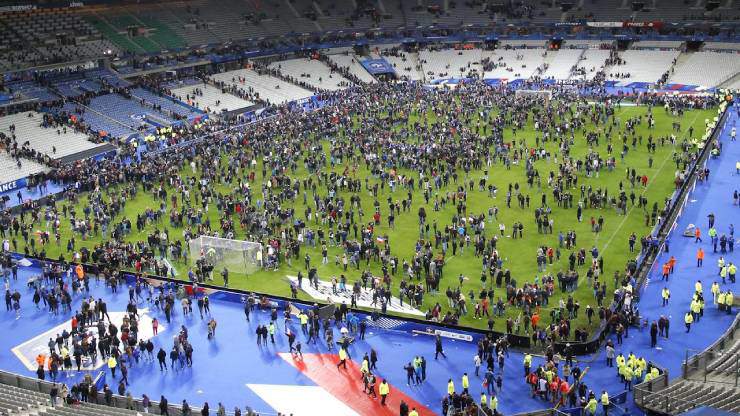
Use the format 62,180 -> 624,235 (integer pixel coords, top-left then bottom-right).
189,235 -> 263,274
515,89 -> 552,103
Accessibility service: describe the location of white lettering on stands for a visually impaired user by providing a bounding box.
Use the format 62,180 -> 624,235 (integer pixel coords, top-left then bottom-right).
0,181 -> 18,193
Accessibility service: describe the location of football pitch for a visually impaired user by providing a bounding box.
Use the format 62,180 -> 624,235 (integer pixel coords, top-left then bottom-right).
19,98 -> 716,337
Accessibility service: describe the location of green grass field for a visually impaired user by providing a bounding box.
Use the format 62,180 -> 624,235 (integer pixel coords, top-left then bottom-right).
18,100 -> 715,339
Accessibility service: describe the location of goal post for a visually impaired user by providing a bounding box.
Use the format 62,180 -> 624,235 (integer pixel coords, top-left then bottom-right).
188,235 -> 263,275
515,89 -> 552,103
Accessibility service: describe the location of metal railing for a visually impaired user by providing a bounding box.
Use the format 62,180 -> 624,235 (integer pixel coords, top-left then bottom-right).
683,314 -> 740,387
633,382 -> 702,415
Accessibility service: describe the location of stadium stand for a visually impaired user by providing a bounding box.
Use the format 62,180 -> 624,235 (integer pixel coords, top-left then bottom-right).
704,42 -> 740,51
572,49 -> 612,81
541,48 -> 584,80
669,51 -> 740,88
0,8 -> 119,70
130,87 -> 203,119
170,83 -> 254,114
52,102 -> 133,141
267,58 -> 353,91
324,52 -> 377,84
607,49 -> 681,84
378,48 -> 424,81
209,68 -> 315,105
0,153 -> 47,185
87,93 -> 174,129
0,379 -> 51,415
0,112 -> 109,159
418,48 -> 482,81
3,82 -> 59,103
637,316 -> 740,414
483,48 -> 547,80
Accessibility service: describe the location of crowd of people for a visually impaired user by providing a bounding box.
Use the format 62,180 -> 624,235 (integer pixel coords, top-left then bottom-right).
0,58 -> 731,416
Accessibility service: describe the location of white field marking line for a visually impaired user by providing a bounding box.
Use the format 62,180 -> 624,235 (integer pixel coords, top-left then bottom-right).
600,110 -> 702,253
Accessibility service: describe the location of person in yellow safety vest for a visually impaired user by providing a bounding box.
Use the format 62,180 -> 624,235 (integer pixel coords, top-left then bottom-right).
268,322 -> 275,343
379,380 -> 389,405
729,263 -> 737,283
480,392 -> 487,408
409,408 -> 419,416
299,313 -> 309,335
601,391 -> 610,416
690,299 -> 701,322
721,265 -> 728,283
718,291 -> 726,310
695,280 -> 703,294
623,365 -> 633,391
643,371 -> 653,383
711,282 -> 721,304
545,368 -> 554,383
650,367 -> 659,379
586,396 -> 598,415
523,353 -> 533,376
490,395 -> 498,411
107,355 -> 117,378
361,357 -> 369,374
662,287 -> 670,306
337,348 -> 348,369
718,256 -> 725,274
462,373 -> 469,394
634,365 -> 643,381
726,291 -> 734,314
685,311 -> 694,332
447,379 -> 455,396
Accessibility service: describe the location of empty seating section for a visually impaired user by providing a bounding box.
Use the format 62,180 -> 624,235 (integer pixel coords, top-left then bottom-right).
86,8 -> 187,53
5,82 -> 58,103
326,53 -> 377,83
608,50 -> 680,84
542,49 -> 583,80
134,15 -> 187,50
268,58 -> 352,91
0,112 -> 104,159
669,51 -> 740,87
57,102 -> 137,140
55,78 -> 103,99
130,87 -> 203,119
419,49 -> 482,81
170,83 -> 253,114
574,49 -> 611,80
0,9 -> 98,45
86,16 -> 147,53
632,40 -> 684,49
705,42 -> 740,51
41,400 -> 141,416
0,153 -> 47,184
0,381 -> 51,415
90,93 -> 176,129
642,380 -> 740,414
484,48 -> 546,80
0,9 -> 119,70
209,69 -> 314,105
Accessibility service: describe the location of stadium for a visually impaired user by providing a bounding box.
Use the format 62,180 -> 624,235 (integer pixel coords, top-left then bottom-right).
0,0 -> 739,415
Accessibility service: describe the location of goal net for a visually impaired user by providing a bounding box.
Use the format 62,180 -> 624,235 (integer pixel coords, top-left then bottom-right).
515,89 -> 552,103
189,235 -> 263,275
